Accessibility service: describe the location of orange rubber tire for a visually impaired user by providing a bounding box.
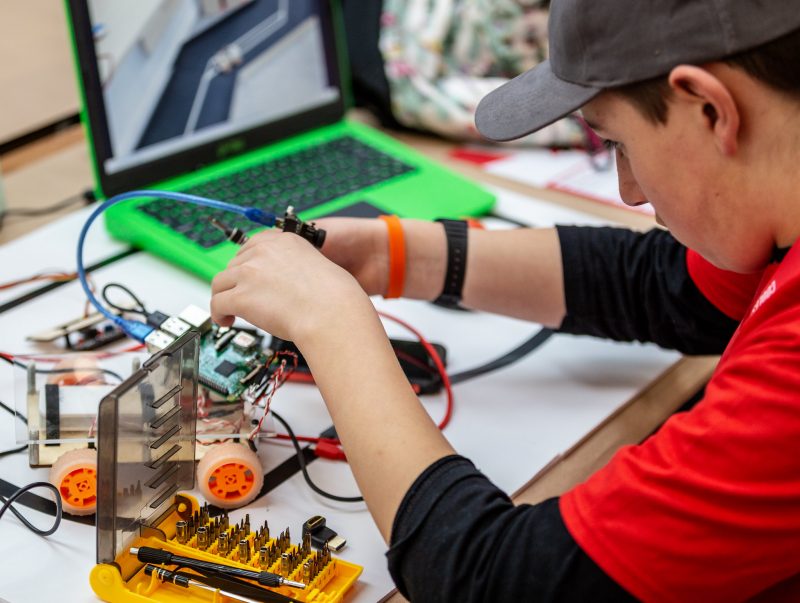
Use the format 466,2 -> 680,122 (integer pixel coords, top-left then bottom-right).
49,448 -> 98,516
196,442 -> 264,509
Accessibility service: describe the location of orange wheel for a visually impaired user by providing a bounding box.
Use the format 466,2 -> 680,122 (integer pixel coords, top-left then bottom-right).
196,442 -> 264,509
49,448 -> 98,515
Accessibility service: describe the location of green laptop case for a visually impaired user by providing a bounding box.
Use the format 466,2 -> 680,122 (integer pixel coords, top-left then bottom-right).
102,121 -> 494,281
66,0 -> 495,282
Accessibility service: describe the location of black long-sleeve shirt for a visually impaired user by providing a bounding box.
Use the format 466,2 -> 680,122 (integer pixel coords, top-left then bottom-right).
386,226 -> 742,602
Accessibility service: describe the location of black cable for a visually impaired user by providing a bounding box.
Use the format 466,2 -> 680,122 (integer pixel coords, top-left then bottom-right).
448,328 -> 554,385
0,190 -> 91,230
0,354 -> 123,382
101,282 -> 148,317
270,411 -> 363,503
0,477 -> 92,526
486,211 -> 533,229
0,248 -> 139,317
320,328 -> 555,442
1,193 -> 87,216
0,398 -> 26,425
0,445 -> 26,458
0,481 -> 63,537
0,399 -> 28,458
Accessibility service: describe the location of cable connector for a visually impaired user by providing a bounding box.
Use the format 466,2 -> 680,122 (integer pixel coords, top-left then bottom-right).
302,515 -> 347,551
243,207 -> 277,227
314,438 -> 347,461
115,318 -> 154,343
145,310 -> 169,328
275,206 -> 326,248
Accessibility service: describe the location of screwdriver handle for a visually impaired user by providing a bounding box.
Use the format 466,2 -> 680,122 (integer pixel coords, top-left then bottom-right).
131,546 -> 302,589
133,546 -> 257,579
257,573 -> 281,587
133,547 -> 173,565
144,565 -> 190,587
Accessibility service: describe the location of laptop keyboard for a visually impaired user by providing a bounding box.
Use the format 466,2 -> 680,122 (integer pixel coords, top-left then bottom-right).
138,136 -> 416,248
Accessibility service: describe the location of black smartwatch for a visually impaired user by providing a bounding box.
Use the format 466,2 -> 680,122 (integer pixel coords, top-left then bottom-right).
433,219 -> 469,308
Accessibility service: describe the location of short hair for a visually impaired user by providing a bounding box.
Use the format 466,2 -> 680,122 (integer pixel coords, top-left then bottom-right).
613,26 -> 800,124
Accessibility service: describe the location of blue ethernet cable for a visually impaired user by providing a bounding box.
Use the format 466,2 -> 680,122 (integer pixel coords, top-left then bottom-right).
75,190 -> 279,342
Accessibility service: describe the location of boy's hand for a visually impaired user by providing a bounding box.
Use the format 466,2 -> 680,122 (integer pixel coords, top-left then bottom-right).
210,229 -> 372,344
312,217 -> 389,296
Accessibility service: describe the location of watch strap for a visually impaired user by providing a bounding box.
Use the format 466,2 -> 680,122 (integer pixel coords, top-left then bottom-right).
433,219 -> 468,307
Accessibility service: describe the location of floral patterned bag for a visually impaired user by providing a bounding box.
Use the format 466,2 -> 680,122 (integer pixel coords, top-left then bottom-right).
377,0 -> 584,146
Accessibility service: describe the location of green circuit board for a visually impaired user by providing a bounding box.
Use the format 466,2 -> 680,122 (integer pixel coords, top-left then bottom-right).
198,326 -> 270,401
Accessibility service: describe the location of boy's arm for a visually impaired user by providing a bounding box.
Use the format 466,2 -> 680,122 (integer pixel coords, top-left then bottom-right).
315,218 -> 567,325
556,226 -> 754,353
386,457 -> 637,603
318,219 -> 749,352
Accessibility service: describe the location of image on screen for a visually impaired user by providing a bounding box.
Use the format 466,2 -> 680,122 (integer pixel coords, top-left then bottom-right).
88,0 -> 340,174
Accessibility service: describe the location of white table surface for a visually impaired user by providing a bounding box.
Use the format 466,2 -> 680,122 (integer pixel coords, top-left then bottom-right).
0,187 -> 678,603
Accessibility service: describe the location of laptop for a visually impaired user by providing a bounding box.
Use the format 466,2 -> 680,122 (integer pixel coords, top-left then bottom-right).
65,0 -> 495,281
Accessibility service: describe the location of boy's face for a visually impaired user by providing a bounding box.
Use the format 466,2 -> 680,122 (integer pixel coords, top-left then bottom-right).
581,91 -> 745,271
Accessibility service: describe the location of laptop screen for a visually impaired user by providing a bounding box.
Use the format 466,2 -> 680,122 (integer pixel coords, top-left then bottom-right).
70,0 -> 345,195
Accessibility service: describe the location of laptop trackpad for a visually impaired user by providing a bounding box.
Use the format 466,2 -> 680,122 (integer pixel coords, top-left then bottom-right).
322,201 -> 385,218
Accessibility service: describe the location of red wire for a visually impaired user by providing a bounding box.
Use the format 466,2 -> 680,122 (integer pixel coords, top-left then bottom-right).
250,360 -> 285,439
6,310 -> 451,454
248,351 -> 299,441
273,433 -> 320,444
267,310 -> 454,454
122,343 -> 146,352
377,310 -> 454,430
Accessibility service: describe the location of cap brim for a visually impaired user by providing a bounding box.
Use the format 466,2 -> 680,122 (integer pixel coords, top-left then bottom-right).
475,60 -> 601,142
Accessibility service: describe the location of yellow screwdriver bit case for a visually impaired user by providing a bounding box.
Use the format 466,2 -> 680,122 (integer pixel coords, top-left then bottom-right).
90,332 -> 361,603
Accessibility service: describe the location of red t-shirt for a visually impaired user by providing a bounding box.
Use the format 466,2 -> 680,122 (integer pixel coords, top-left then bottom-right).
561,245 -> 800,602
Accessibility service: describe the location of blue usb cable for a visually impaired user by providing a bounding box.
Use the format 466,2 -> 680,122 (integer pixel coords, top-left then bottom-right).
75,190 -> 279,342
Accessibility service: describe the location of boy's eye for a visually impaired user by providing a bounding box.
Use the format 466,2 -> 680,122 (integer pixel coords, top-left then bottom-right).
602,139 -> 619,151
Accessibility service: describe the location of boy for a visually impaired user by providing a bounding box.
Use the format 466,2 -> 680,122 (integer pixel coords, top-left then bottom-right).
211,0 -> 800,599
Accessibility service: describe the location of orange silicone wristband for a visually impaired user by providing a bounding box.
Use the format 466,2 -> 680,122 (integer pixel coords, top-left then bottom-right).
379,215 -> 406,299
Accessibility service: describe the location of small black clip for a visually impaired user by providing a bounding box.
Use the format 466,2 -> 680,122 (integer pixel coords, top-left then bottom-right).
279,207 -> 326,248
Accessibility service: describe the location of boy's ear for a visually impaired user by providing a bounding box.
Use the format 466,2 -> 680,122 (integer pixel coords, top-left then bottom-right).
668,65 -> 740,156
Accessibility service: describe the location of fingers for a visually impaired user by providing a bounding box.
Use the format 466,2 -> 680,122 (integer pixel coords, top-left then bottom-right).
227,229 -> 303,268
211,265 -> 247,325
211,267 -> 238,295
213,313 -> 236,328
227,236 -> 266,267
210,288 -> 240,327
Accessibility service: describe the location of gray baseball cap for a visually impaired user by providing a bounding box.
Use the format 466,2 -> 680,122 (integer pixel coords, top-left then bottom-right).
475,0 -> 800,142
